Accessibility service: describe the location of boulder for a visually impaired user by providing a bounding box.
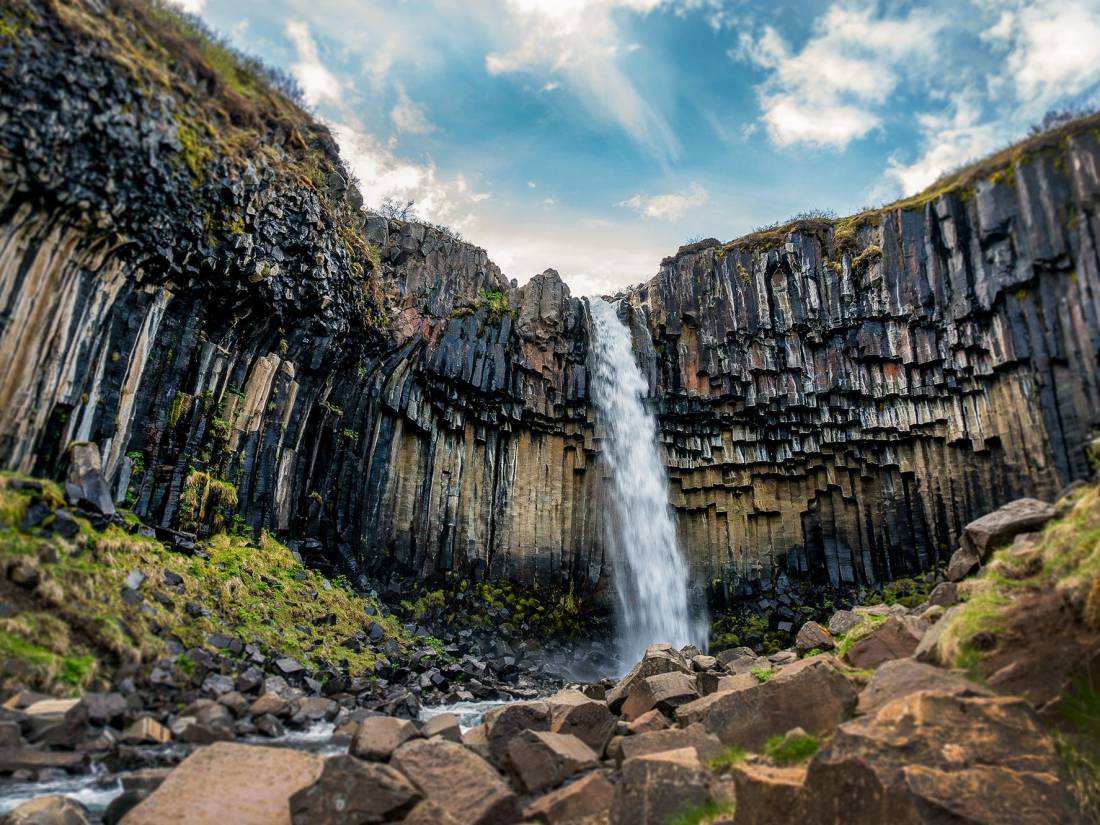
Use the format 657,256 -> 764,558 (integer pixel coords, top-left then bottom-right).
0,747 -> 88,773
913,605 -> 961,665
676,656 -> 857,750
947,546 -> 981,582
462,724 -> 492,760
67,442 -> 114,516
610,748 -> 714,825
691,655 -> 718,672
961,498 -> 1056,561
605,649 -> 691,711
399,801 -> 461,825
481,701 -> 550,767
845,615 -> 929,669
523,771 -> 615,824
714,647 -> 755,671
926,581 -> 958,608
546,690 -> 616,755
2,795 -> 92,824
730,762 -> 807,825
83,692 -> 128,726
421,713 -> 462,743
23,698 -> 88,747
826,610 -> 863,636
288,755 -> 421,824
794,621 -> 834,654
121,717 -> 172,745
120,742 -> 323,825
350,716 -> 419,761
248,692 -> 292,719
506,730 -> 598,793
616,723 -> 725,765
391,738 -> 519,825
856,659 -> 993,715
626,709 -> 669,735
619,671 -> 699,721
802,691 -> 1079,825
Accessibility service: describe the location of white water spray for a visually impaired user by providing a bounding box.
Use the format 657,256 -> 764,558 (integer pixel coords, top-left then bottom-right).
587,299 -> 704,666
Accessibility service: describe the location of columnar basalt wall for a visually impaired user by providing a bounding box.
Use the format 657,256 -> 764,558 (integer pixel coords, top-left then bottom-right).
3,0 -> 1100,607
624,130 -> 1100,599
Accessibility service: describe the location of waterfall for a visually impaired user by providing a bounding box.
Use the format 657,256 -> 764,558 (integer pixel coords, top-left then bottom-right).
587,298 -> 704,666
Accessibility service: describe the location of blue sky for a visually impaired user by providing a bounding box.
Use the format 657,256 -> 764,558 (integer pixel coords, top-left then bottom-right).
174,0 -> 1100,295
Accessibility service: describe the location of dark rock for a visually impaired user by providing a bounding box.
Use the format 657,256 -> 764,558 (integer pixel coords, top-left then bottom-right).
506,730 -> 598,794
289,754 -> 421,824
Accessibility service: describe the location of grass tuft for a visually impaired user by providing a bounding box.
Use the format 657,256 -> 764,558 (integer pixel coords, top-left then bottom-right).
666,798 -> 735,825
764,732 -> 818,765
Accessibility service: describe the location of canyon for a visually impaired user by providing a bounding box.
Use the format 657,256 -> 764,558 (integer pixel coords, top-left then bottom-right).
2,0 -> 1100,619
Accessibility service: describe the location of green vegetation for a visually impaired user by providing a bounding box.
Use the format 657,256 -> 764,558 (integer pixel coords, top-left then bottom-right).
851,243 -> 882,271
863,575 -> 938,610
764,732 -> 818,765
1053,677 -> 1100,822
707,745 -> 747,771
0,472 -> 418,695
832,613 -> 887,659
178,470 -> 238,533
750,665 -> 774,683
666,798 -> 735,825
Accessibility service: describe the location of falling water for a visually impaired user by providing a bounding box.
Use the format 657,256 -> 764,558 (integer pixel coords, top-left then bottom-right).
587,298 -> 704,666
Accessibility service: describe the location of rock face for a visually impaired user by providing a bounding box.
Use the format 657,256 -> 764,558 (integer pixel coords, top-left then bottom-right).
3,3 -> 1100,602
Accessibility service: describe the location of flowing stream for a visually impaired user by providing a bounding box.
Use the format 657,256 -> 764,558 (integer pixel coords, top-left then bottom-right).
587,299 -> 704,665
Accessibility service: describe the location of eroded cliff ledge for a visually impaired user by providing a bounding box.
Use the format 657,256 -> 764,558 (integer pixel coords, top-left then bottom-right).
2,0 -> 1099,607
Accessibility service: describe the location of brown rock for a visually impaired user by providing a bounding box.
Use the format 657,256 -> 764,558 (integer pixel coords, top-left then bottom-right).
846,616 -> 929,669
23,698 -> 88,747
961,498 -> 1056,560
677,656 -> 857,750
421,712 -> 462,743
0,747 -> 88,773
856,658 -> 992,715
617,723 -> 725,765
288,754 -> 421,824
913,605 -> 961,665
802,691 -> 1078,825
122,717 -> 172,745
523,771 -> 614,825
794,621 -> 834,654
605,649 -> 691,711
730,762 -> 807,825
390,738 -> 519,825
715,647 -> 756,670
120,742 -> 323,825
620,671 -> 699,721
926,581 -> 958,608
546,690 -> 616,755
2,795 -> 91,824
610,748 -> 713,825
248,692 -> 292,719
482,701 -> 550,767
350,716 -> 419,761
947,546 -> 981,582
462,724 -> 492,760
506,730 -> 598,793
691,655 -> 718,671
626,709 -> 669,735
398,801 -> 462,825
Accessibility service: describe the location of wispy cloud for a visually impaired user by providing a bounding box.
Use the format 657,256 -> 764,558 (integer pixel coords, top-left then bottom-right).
285,21 -> 343,106
734,2 -> 944,149
617,182 -> 708,220
390,85 -> 436,134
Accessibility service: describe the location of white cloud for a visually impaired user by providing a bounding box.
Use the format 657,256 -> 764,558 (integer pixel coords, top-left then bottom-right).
617,182 -> 708,220
989,1 -> 1100,114
167,0 -> 206,13
527,180 -> 537,188
735,2 -> 943,148
285,21 -> 343,106
483,0 -> 680,161
885,93 -> 1004,195
331,123 -> 488,233
390,86 -> 436,134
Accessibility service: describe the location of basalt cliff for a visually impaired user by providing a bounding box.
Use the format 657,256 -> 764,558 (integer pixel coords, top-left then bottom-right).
2,0 -> 1100,612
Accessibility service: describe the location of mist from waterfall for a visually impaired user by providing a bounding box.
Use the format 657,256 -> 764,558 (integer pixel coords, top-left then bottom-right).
587,298 -> 706,667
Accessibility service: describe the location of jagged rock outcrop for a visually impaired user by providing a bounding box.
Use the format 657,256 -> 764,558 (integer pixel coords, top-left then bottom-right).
3,0 -> 1100,608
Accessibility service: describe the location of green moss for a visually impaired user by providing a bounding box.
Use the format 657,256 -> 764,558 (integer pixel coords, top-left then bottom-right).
834,613 -> 886,659
666,798 -> 735,825
708,745 -> 747,771
478,289 -> 511,319
764,732 -> 818,765
179,470 -> 238,532
750,665 -> 774,683
852,244 -> 882,271
167,390 -> 191,429
173,116 -> 213,183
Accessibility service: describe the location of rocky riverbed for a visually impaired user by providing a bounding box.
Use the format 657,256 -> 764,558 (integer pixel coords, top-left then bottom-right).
3,483 -> 1098,823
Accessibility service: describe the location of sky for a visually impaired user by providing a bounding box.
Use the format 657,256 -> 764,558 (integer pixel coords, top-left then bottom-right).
172,0 -> 1100,296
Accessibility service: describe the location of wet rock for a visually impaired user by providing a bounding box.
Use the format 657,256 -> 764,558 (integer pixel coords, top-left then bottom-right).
506,730 -> 598,793
350,716 -> 419,761
0,747 -> 88,773
121,742 -> 323,825
288,754 -> 421,824
610,747 -> 715,825
420,713 -> 462,743
249,692 -> 292,719
846,615 -> 929,669
255,714 -> 285,738
391,738 -> 519,825
2,795 -> 92,824
677,656 -> 857,750
523,770 -> 615,825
